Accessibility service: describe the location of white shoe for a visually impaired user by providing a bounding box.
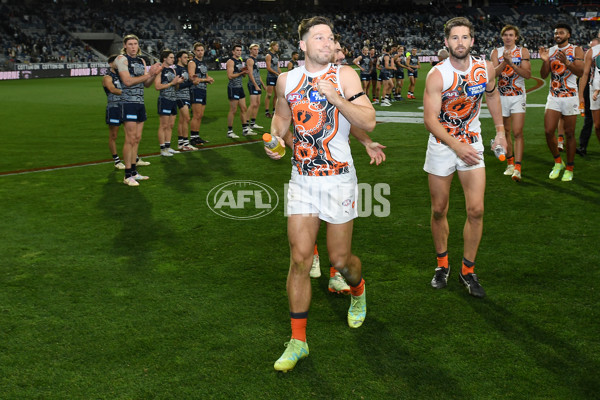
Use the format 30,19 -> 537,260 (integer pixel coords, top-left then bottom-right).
181,144 -> 198,151
328,272 -> 351,294
380,101 -> 392,107
251,123 -> 264,129
503,164 -> 515,175
136,159 -> 151,166
227,131 -> 240,138
132,173 -> 149,180
167,148 -> 180,154
114,162 -> 125,170
123,176 -> 139,186
309,255 -> 321,278
161,149 -> 173,157
558,141 -> 564,151
243,129 -> 258,136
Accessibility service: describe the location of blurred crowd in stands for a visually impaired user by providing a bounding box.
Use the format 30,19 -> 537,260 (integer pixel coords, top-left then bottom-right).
1,0 -> 599,70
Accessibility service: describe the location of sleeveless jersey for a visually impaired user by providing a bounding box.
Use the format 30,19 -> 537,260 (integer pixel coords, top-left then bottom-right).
191,57 -> 208,90
431,56 -> 488,144
267,51 -> 279,78
381,53 -> 393,74
158,66 -> 177,101
285,64 -> 352,176
589,44 -> 600,87
359,55 -> 371,73
396,53 -> 407,71
174,64 -> 191,101
548,44 -> 578,97
104,70 -> 122,107
248,56 -> 261,83
121,54 -> 145,104
496,46 -> 526,96
228,58 -> 244,88
408,53 -> 419,69
289,59 -> 299,70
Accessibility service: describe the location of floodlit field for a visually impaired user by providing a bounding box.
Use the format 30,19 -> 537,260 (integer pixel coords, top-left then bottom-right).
0,61 -> 598,399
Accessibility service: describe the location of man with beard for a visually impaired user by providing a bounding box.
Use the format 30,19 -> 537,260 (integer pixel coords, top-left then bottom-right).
265,16 -> 382,372
539,23 -> 584,181
423,17 -> 506,298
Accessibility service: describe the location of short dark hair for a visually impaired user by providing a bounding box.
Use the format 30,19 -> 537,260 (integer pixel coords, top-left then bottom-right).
107,54 -> 118,63
444,17 -> 474,39
160,49 -> 173,62
231,44 -> 242,51
175,50 -> 188,60
298,16 -> 333,41
292,51 -> 298,56
554,23 -> 572,36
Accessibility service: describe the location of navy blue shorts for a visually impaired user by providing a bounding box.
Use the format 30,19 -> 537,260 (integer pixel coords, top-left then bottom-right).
408,70 -> 418,78
248,82 -> 262,95
191,88 -> 207,105
158,97 -> 178,116
360,72 -> 371,81
122,102 -> 147,123
395,69 -> 405,79
106,106 -> 122,126
228,86 -> 246,100
177,98 -> 191,109
369,71 -> 377,81
266,75 -> 278,86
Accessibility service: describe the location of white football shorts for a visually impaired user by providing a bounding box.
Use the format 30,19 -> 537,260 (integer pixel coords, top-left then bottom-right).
545,94 -> 579,116
285,170 -> 358,224
500,94 -> 526,117
423,134 -> 485,177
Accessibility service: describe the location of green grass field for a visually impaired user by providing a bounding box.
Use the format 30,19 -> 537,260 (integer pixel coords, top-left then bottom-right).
0,61 -> 599,399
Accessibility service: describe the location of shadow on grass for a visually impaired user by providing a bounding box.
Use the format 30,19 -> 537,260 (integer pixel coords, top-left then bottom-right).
97,176 -> 178,270
466,299 -> 598,398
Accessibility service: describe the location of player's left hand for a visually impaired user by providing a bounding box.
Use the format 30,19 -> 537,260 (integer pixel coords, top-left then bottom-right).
365,142 -> 387,165
502,50 -> 512,65
555,50 -> 569,65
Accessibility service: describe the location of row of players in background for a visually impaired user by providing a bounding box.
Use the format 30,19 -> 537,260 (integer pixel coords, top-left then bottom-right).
101,38 -> 282,185
352,44 -> 422,106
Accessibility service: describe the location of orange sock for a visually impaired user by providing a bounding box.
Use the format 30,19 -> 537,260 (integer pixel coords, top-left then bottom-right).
506,156 -> 514,166
290,312 -> 308,342
330,265 -> 336,278
554,155 -> 562,164
515,163 -> 521,172
566,164 -> 574,172
350,278 -> 365,297
436,251 -> 448,269
313,244 -> 318,256
461,258 -> 475,275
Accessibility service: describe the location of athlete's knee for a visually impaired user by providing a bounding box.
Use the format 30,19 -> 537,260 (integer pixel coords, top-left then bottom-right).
466,204 -> 484,221
431,204 -> 448,220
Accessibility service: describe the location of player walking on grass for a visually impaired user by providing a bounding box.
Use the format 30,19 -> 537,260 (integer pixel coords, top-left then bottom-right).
188,43 -> 213,145
155,50 -> 184,157
225,44 -> 255,138
539,23 -> 584,182
115,34 -> 162,186
103,54 -> 125,170
490,25 -> 531,182
423,17 -> 506,298
265,16 -> 383,372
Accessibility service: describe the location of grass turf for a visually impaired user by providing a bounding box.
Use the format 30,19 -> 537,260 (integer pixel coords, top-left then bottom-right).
0,61 -> 598,399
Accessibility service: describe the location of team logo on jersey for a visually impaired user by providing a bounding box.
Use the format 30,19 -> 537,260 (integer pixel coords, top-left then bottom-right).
445,90 -> 460,99
287,92 -> 303,102
466,83 -> 485,96
309,90 -> 327,102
